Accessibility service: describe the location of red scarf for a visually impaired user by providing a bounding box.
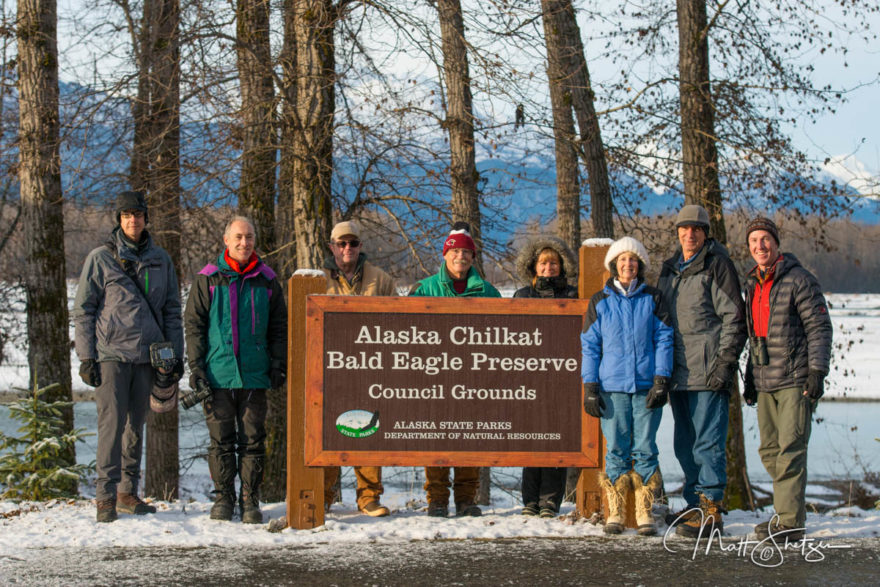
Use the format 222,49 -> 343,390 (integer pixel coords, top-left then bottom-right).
224,250 -> 259,274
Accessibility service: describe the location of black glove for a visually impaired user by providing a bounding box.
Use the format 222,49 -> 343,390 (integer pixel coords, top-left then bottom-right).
743,361 -> 757,406
645,376 -> 669,410
79,359 -> 101,387
707,360 -> 737,393
155,360 -> 184,388
583,383 -> 605,418
804,370 -> 826,401
189,366 -> 209,391
270,368 -> 286,389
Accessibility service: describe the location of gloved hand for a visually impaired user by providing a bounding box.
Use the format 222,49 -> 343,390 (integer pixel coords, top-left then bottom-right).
804,370 -> 826,401
79,359 -> 101,387
743,361 -> 757,406
645,376 -> 669,409
583,382 -> 605,418
155,359 -> 185,388
171,360 -> 184,383
707,360 -> 737,393
189,366 -> 209,391
270,368 -> 286,389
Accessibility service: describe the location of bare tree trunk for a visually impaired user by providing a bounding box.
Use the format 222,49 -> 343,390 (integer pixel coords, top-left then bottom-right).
677,0 -> 752,509
284,0 -> 335,271
236,0 -> 277,257
277,0 -> 298,279
17,0 -> 75,478
436,0 -> 483,272
551,0 -> 613,239
143,0 -> 181,501
540,0 -> 581,252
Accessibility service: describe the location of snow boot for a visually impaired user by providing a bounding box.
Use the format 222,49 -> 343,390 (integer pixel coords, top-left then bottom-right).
117,493 -> 157,515
755,518 -> 805,542
631,471 -> 663,536
676,493 -> 725,538
665,505 -> 699,527
521,502 -> 540,516
239,454 -> 264,524
96,498 -> 117,523
599,472 -> 629,535
208,452 -> 237,521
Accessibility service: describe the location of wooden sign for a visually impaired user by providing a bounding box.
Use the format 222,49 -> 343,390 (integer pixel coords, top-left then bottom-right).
304,296 -> 600,468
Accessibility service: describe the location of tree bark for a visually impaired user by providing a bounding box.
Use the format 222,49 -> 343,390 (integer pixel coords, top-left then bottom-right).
143,0 -> 181,501
551,0 -> 613,239
436,0 -> 483,272
236,0 -> 277,258
17,0 -> 75,478
677,0 -> 752,509
276,0 -> 298,279
540,0 -> 581,252
286,0 -> 335,271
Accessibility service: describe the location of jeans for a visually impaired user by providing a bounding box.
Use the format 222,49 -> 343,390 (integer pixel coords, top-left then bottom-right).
599,390 -> 663,484
669,389 -> 729,504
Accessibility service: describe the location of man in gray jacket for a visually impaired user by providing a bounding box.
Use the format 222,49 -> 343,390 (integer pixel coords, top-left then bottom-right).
742,217 -> 832,542
657,204 -> 746,537
72,191 -> 184,523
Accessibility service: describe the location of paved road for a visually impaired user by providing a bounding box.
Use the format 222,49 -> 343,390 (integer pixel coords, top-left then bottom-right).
2,535 -> 878,586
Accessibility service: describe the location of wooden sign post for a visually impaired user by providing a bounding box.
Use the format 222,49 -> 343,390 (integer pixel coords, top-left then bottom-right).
286,272 -> 327,530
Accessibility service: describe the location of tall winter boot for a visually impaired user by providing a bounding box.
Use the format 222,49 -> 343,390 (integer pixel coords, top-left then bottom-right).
239,454 -> 265,525
208,453 -> 237,521
676,493 -> 725,538
631,471 -> 662,536
599,472 -> 630,535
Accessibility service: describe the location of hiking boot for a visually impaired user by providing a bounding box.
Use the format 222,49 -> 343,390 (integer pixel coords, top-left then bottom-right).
359,500 -> 391,517
240,488 -> 263,525
631,471 -> 661,536
455,501 -> 482,517
210,492 -> 235,521
539,506 -> 558,519
665,505 -> 699,527
96,498 -> 117,523
521,503 -> 540,516
427,502 -> 449,518
755,518 -> 805,542
599,472 -> 630,535
117,493 -> 157,515
676,494 -> 725,538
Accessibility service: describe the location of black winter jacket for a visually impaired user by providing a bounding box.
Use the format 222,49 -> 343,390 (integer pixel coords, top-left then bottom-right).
513,281 -> 578,300
744,253 -> 832,393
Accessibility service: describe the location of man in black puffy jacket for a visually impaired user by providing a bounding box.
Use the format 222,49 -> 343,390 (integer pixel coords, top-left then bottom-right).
743,217 -> 832,542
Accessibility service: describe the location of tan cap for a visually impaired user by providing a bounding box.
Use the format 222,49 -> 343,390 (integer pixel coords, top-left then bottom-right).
330,221 -> 360,241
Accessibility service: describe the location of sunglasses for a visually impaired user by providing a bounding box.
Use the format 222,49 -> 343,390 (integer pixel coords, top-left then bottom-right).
334,240 -> 361,248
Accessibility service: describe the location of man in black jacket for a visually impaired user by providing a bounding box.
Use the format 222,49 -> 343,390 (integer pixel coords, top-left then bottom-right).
743,217 -> 832,542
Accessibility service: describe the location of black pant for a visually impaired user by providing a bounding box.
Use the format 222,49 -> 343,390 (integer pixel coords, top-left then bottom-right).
521,467 -> 566,511
204,388 -> 267,493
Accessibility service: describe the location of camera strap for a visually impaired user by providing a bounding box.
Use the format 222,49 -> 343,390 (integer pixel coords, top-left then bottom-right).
105,243 -> 165,341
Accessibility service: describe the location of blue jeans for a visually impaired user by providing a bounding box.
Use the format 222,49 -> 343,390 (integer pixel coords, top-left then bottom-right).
599,390 -> 663,484
669,390 -> 729,504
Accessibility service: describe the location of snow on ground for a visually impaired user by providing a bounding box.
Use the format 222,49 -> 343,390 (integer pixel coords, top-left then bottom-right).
1,490 -> 878,551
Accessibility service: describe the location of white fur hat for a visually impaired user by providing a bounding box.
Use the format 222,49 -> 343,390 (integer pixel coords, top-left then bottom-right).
604,236 -> 650,272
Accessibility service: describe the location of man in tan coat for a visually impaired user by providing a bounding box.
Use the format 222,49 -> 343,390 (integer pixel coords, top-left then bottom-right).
322,221 -> 397,516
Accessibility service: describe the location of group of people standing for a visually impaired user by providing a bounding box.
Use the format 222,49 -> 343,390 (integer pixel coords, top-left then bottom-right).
72,191 -> 831,541
575,204 -> 831,541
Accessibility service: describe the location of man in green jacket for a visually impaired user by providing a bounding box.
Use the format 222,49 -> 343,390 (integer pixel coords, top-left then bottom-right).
410,222 -> 501,517
185,216 -> 287,524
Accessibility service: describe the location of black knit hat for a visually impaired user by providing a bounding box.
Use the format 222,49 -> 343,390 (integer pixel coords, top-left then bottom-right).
115,191 -> 148,225
745,217 -> 779,245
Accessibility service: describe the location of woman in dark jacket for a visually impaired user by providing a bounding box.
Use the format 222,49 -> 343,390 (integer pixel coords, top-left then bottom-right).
514,236 -> 577,517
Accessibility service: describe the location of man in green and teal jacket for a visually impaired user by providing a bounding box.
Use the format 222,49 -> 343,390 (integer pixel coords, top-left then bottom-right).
185,216 -> 287,524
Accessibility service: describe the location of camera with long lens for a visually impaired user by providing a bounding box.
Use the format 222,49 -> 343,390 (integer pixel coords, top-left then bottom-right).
750,336 -> 769,366
180,376 -> 213,410
149,342 -> 179,412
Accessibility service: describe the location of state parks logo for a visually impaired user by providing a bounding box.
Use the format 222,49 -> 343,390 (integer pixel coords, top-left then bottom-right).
335,409 -> 380,438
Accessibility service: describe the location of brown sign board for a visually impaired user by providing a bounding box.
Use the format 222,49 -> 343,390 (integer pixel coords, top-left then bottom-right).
304,295 -> 600,467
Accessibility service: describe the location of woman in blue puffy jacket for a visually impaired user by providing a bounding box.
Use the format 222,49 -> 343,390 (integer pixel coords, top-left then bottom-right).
581,236 -> 674,536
